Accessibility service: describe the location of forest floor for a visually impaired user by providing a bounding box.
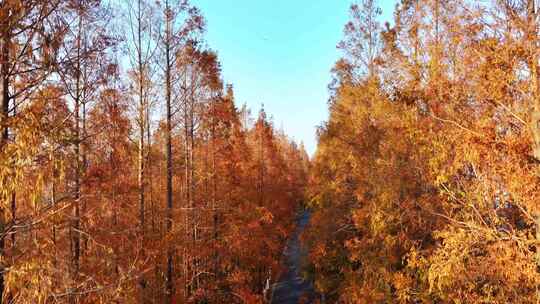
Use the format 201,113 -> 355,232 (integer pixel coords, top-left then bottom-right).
270,210 -> 318,304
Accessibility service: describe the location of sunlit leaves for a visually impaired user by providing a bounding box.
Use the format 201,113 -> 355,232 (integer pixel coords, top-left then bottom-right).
304,1 -> 540,303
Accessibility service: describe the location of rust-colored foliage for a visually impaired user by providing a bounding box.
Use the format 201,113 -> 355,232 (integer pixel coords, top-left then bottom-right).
0,0 -> 308,303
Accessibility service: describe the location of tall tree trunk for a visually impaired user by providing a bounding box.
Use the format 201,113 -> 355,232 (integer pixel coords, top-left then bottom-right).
137,0 -> 147,300
137,0 -> 146,237
183,89 -> 191,298
70,11 -> 83,302
81,72 -> 88,256
147,107 -> 154,233
189,96 -> 198,291
164,1 -> 174,301
10,99 -> 15,248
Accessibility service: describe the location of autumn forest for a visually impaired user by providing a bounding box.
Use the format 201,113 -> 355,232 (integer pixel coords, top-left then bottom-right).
2,0 -> 540,303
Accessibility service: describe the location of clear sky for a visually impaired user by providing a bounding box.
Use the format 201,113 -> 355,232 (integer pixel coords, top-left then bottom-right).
195,0 -> 397,156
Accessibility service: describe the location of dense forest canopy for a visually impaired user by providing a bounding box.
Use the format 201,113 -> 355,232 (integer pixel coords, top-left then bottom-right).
0,0 -> 309,302
3,0 -> 540,303
304,0 -> 540,303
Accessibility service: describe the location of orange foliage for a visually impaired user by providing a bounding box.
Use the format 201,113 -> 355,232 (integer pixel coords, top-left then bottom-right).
304,0 -> 540,303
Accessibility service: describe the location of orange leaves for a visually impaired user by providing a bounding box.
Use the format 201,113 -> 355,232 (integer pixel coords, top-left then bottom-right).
256,206 -> 274,225
304,4 -> 540,303
303,2 -> 540,302
0,0 -> 313,302
6,259 -> 58,304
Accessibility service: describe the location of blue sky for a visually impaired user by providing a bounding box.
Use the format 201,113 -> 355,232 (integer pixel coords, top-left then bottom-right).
195,0 -> 397,155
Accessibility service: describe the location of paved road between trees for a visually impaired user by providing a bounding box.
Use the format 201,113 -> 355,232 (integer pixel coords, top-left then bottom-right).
270,211 -> 318,304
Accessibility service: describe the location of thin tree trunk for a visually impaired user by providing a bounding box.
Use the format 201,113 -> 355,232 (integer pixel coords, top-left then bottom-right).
137,0 -> 147,300
70,11 -> 83,302
184,98 -> 190,298
164,1 -> 174,301
81,81 -> 88,256
183,73 -> 192,297
147,109 -> 154,233
190,96 -> 198,291
10,99 -> 15,248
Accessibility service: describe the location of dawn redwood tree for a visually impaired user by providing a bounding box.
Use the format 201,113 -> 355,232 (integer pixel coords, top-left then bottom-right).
0,0 -> 309,302
123,0 -> 158,299
156,0 -> 203,300
338,0 -> 383,79
0,0 -> 65,301
56,2 -> 114,298
305,0 -> 540,302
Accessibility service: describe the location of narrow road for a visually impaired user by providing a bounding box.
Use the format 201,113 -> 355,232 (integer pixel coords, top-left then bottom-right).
271,211 -> 317,304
